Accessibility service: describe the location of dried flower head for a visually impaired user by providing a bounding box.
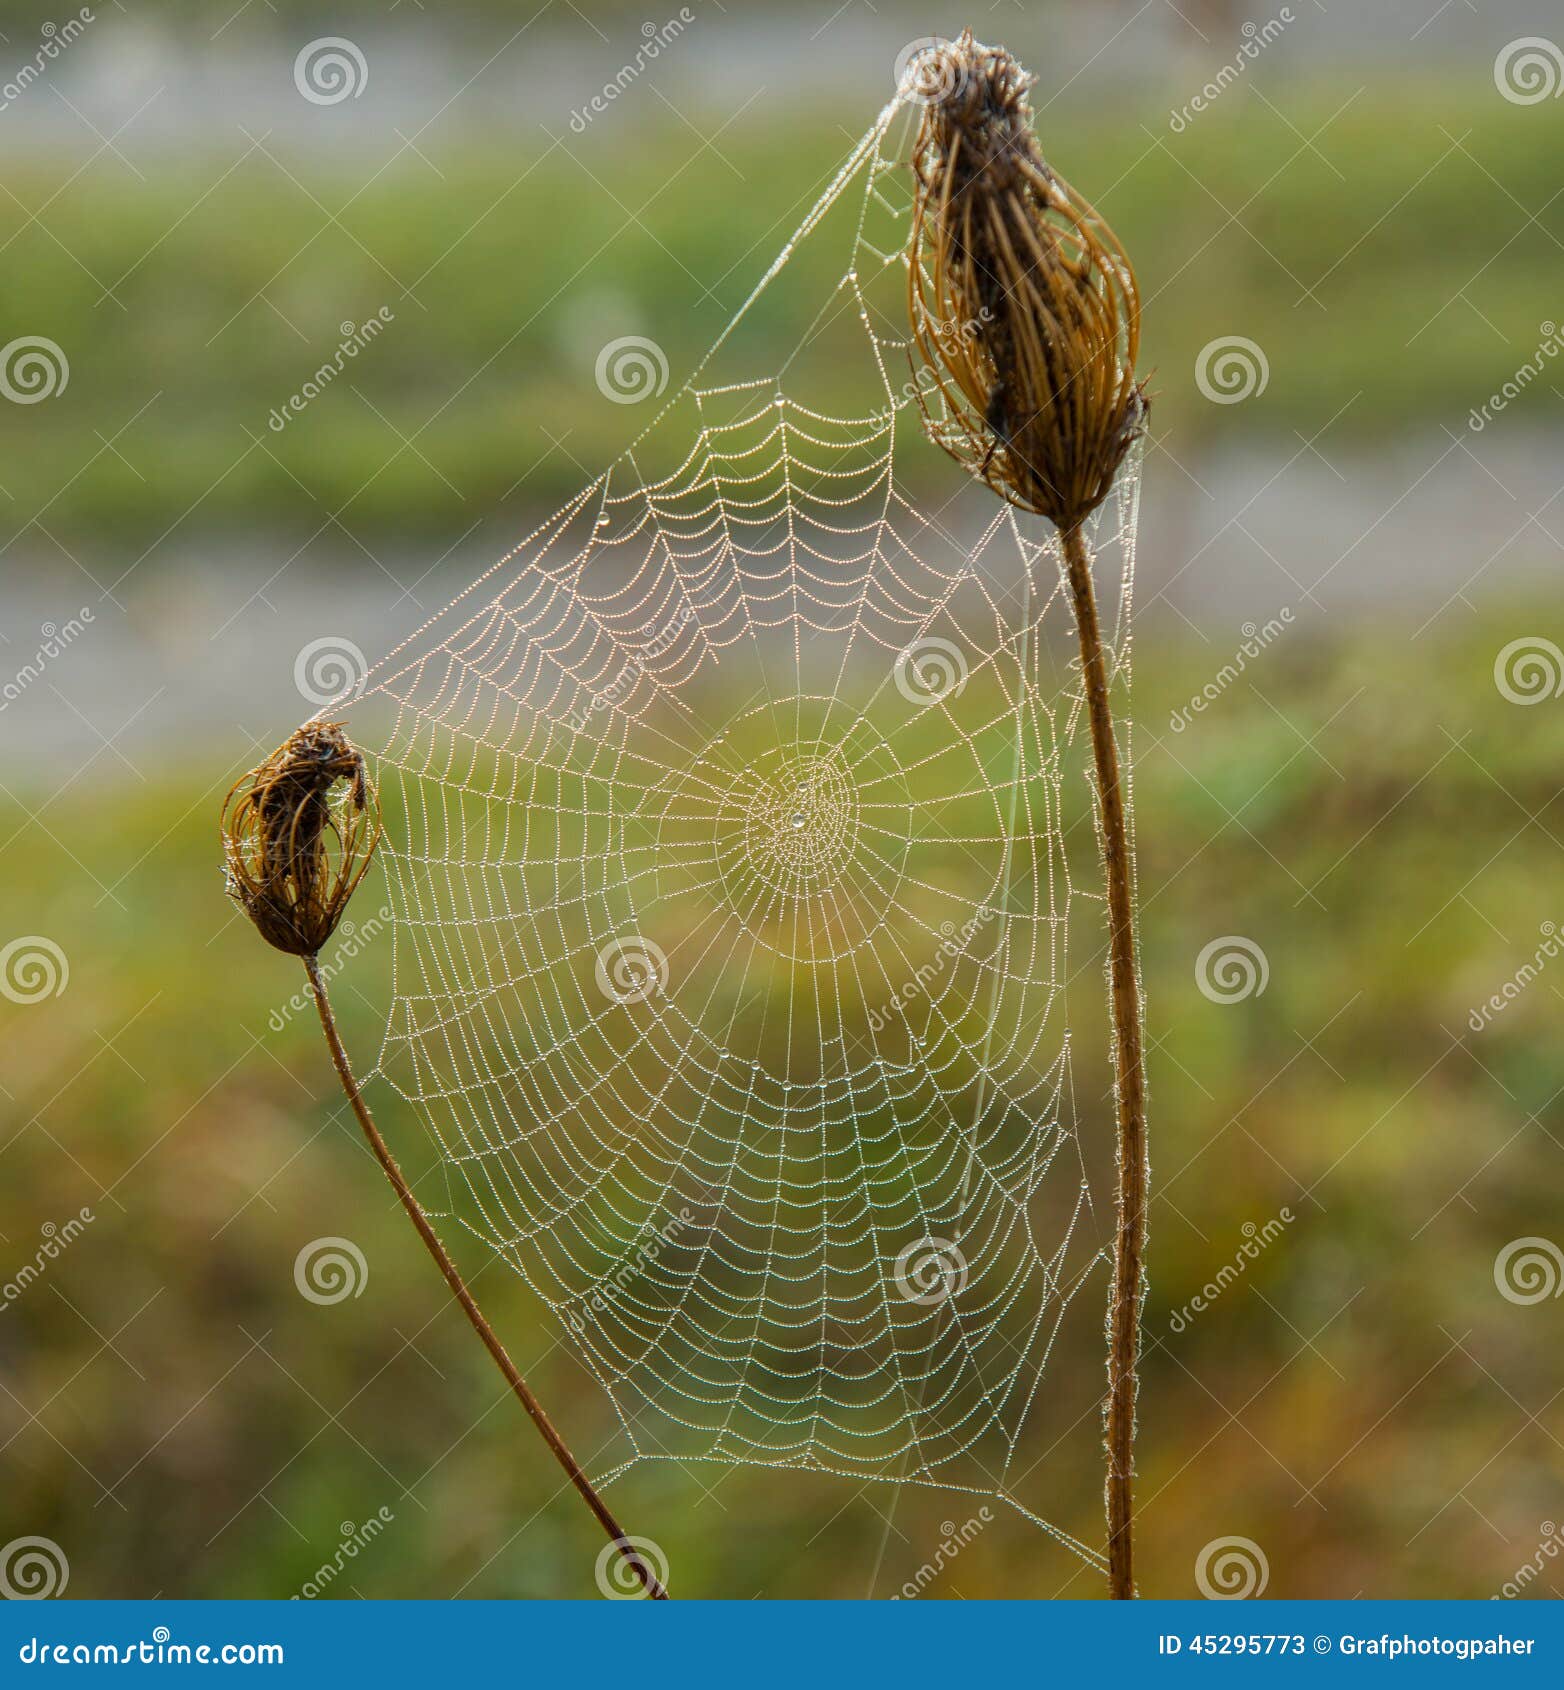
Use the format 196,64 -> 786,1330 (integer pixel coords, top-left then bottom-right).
907,32 -> 1148,532
221,721 -> 381,957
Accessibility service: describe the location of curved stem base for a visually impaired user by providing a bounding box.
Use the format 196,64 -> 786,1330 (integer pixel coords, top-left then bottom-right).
304,955 -> 668,1599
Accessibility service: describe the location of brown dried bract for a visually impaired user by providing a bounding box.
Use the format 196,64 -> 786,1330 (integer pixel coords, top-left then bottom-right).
221,721 -> 381,957
907,32 -> 1148,531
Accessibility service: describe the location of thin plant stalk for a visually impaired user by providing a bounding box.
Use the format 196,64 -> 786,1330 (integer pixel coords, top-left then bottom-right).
1061,524 -> 1147,1601
302,956 -> 667,1600
903,34 -> 1152,1596
222,724 -> 666,1599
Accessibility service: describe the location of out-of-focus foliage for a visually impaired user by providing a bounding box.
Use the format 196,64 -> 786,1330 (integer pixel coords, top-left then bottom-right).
2,612 -> 1559,1597
0,79 -> 1557,548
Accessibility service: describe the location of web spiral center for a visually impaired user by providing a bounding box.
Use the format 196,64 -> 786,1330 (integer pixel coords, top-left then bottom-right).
737,751 -> 858,895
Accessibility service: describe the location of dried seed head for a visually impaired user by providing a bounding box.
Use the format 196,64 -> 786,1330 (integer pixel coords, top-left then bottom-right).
907,32 -> 1148,531
221,721 -> 381,958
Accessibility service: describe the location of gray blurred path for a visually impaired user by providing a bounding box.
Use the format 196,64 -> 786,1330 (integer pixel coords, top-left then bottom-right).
3,423 -> 1559,782
2,1 -> 1553,154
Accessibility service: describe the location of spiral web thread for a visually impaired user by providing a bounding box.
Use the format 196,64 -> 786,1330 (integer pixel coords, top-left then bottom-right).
334,83 -> 1142,1570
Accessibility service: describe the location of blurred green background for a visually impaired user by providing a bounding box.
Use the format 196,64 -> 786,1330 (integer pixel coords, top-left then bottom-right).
4,72 -> 1561,543
2,0 -> 1562,1601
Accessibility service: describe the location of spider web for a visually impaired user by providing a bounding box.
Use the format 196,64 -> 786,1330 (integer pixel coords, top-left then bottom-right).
333,85 -> 1142,1571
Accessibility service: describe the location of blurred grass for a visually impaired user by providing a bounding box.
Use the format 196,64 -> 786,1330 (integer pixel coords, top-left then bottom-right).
1,74 -> 1559,551
3,609 -> 1561,1596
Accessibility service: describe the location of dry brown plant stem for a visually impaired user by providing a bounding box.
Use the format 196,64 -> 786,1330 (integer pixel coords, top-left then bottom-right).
1061,523 -> 1147,1601
224,725 -> 665,1596
905,33 -> 1153,1595
302,954 -> 668,1599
